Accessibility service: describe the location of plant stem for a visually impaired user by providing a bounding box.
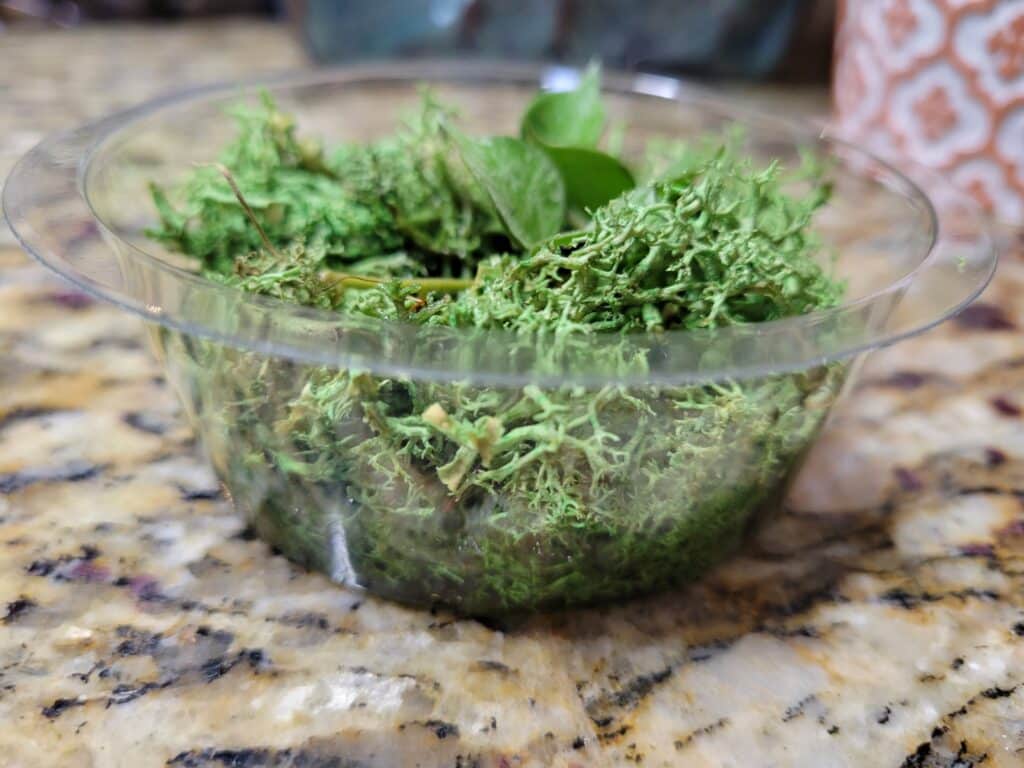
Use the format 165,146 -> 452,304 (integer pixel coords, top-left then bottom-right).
406,276 -> 478,293
205,162 -> 282,259
320,270 -> 476,295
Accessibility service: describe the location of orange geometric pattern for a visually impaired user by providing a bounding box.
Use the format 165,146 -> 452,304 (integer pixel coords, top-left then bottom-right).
885,0 -> 919,45
833,0 -> 1024,224
987,15 -> 1024,79
914,85 -> 959,140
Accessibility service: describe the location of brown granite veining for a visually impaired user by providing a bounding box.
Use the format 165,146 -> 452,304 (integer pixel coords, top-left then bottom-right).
2,21 -> 1024,768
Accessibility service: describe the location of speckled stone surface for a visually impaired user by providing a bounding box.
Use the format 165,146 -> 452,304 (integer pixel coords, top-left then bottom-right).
2,22 -> 1024,768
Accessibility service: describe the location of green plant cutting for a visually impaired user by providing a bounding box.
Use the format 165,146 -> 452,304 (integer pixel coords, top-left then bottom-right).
148,68 -> 846,615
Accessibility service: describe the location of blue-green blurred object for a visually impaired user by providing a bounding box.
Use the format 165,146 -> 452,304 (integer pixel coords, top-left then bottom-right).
289,0 -> 805,78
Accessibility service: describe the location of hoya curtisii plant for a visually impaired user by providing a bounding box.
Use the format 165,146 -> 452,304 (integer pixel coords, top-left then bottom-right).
147,69 -> 847,615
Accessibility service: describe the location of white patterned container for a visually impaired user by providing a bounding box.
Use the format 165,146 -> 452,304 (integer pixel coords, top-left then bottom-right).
833,0 -> 1024,225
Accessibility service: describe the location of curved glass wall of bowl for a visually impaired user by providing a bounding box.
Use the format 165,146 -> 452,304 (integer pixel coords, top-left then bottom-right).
2,65 -> 996,615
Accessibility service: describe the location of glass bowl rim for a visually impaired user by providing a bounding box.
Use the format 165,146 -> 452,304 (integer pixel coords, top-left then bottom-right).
2,61 -> 996,387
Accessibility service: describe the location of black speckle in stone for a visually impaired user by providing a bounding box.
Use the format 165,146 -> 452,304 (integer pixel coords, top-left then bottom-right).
3,474 -> 34,495
776,579 -> 851,618
877,705 -> 892,724
231,528 -> 258,544
981,686 -> 1016,699
572,737 -> 585,750
42,697 -> 84,719
953,739 -> 987,767
195,626 -> 235,647
114,626 -> 162,657
116,575 -> 165,602
879,371 -> 931,390
243,649 -> 268,670
61,464 -> 102,484
2,596 -> 36,624
195,649 -> 265,684
107,681 -> 165,707
27,558 -> 59,577
609,666 -> 673,708
179,486 -> 222,502
687,639 -> 732,662
475,660 -> 512,674
881,587 -> 939,609
422,720 -> 459,739
788,626 -> 820,639
591,716 -> 614,729
947,702 -> 969,719
26,545 -> 101,581
0,461 -> 102,495
899,742 -> 932,768
122,411 -> 168,435
893,467 -> 924,492
952,587 -> 1000,602
596,725 -> 631,742
168,748 -> 357,767
1012,622 -> 1024,637
72,663 -> 107,684
199,656 -> 239,684
277,612 -> 329,630
991,396 -> 1022,418
0,407 -> 58,433
958,542 -> 995,558
231,526 -> 259,541
781,694 -> 816,723
985,448 -> 1008,467
951,657 -> 964,670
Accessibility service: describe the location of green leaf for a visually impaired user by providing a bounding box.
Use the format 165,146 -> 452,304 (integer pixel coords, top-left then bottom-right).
520,64 -> 634,211
454,135 -> 566,248
544,146 -> 635,211
521,64 -> 605,148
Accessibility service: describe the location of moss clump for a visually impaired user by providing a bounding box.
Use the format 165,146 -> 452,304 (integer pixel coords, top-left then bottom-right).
149,81 -> 845,616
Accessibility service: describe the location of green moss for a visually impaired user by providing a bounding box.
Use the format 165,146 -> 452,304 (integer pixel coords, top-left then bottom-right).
149,87 -> 846,616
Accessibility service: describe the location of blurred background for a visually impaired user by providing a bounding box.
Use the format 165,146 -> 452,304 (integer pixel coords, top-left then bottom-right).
0,0 -> 838,81
2,0 -> 1021,224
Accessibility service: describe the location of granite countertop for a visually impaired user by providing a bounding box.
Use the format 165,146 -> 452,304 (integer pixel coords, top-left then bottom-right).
2,21 -> 1023,768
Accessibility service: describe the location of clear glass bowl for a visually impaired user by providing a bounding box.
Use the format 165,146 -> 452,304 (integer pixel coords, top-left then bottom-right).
3,64 -> 996,616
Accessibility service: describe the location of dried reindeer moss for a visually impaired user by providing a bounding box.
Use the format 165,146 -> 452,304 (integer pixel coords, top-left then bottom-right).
149,73 -> 846,615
